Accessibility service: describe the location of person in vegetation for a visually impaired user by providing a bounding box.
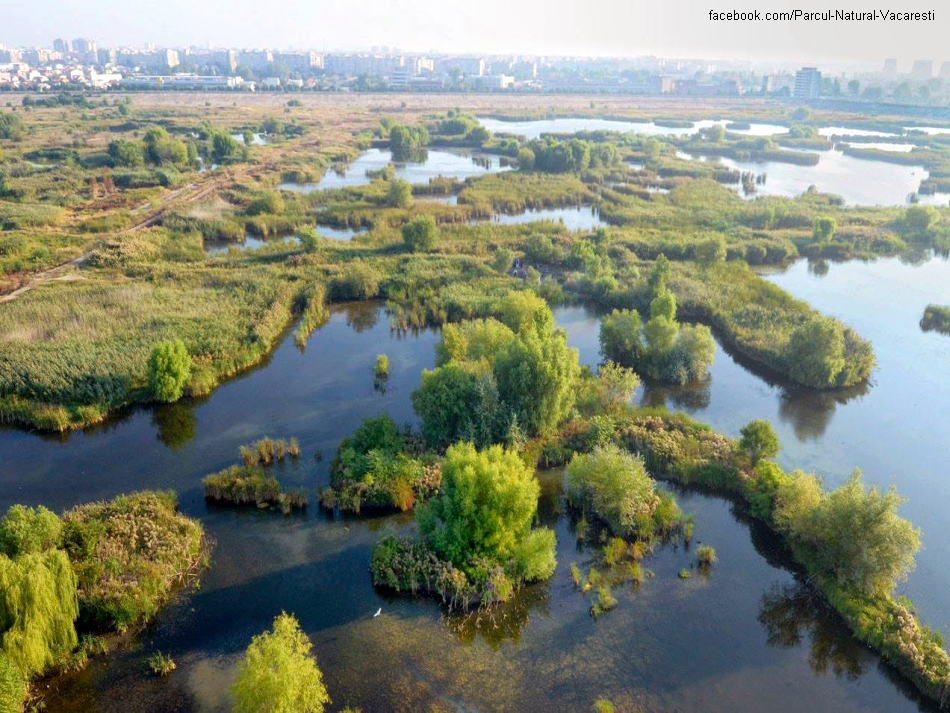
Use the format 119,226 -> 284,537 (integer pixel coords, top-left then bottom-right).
231,612 -> 330,713
148,340 -> 192,403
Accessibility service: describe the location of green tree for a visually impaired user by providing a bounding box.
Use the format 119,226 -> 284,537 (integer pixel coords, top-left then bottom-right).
417,443 -> 552,579
649,289 -> 677,322
412,364 -> 481,449
0,550 -> 78,677
599,308 -> 644,366
386,178 -> 413,208
147,340 -> 192,403
493,328 -> 579,435
786,317 -> 845,388
813,216 -> 836,241
0,506 -> 62,557
142,127 -> 187,167
497,290 -> 554,336
436,318 -> 516,369
231,612 -> 330,713
647,254 -> 671,295
402,215 -> 438,252
210,130 -> 240,162
738,419 -> 780,467
517,147 -> 535,170
0,652 -> 26,713
492,247 -> 515,273
643,315 -> 679,356
0,112 -> 25,141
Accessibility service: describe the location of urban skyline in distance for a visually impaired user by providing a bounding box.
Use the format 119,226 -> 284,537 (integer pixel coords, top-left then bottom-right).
2,0 -> 948,67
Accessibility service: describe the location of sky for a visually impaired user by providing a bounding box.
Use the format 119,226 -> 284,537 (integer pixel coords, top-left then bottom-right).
3,0 -> 947,68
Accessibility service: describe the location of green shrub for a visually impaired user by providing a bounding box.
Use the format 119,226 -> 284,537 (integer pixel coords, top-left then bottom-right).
402,215 -> 438,252
738,419 -> 780,467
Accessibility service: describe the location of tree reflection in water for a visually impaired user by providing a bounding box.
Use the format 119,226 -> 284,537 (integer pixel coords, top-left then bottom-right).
758,581 -> 866,680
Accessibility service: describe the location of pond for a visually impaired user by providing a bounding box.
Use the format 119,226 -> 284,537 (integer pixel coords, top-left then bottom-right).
1,260 -> 946,710
480,205 -> 606,231
478,117 -> 788,140
278,148 -> 510,192
679,149 -> 931,206
203,233 -> 301,255
230,132 -> 267,145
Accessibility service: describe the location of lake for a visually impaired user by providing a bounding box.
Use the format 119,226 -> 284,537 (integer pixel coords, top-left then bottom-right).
2,254 -> 948,711
478,117 -> 788,139
678,149 -> 932,205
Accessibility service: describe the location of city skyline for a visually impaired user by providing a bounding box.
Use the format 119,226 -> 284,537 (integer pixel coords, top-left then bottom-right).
2,0 -> 947,66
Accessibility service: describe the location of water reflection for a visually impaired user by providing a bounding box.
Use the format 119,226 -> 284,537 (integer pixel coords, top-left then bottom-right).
758,582 -> 864,680
151,401 -> 198,450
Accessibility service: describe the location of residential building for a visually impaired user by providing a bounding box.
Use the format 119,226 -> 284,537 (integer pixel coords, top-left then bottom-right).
238,50 -> 273,72
272,51 -> 323,72
53,38 -> 70,54
794,67 -> 821,99
883,58 -> 898,76
911,60 -> 933,80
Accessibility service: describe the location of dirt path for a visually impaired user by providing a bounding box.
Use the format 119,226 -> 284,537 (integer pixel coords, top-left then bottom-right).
0,166 -> 248,305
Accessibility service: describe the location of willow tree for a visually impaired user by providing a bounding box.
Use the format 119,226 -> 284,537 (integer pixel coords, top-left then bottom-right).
0,550 -> 78,677
231,612 -> 330,713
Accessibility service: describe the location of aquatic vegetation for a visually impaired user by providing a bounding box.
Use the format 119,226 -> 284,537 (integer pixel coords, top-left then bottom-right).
374,354 -> 389,378
231,612 -> 330,713
203,466 -> 308,514
62,491 -> 206,630
147,652 -> 176,677
696,545 -> 717,566
920,304 -> 950,335
678,569 -> 692,579
591,585 -> 618,617
238,436 -> 300,467
373,443 -> 557,608
566,445 -> 680,539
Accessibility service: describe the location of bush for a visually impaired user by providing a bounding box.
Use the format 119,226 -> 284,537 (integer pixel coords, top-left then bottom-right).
417,442 -> 555,581
148,340 -> 192,403
696,545 -> 717,565
566,444 -> 674,539
246,190 -> 285,216
785,316 -> 846,388
62,491 -> 204,630
402,215 -> 438,252
386,178 -> 412,208
330,261 -> 380,300
599,308 -> 644,365
231,612 -> 330,713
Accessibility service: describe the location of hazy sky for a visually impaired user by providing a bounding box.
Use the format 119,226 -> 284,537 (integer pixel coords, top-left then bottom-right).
3,0 -> 947,67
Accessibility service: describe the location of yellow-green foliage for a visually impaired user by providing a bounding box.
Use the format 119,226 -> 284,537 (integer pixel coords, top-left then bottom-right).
62,491 -> 205,630
231,612 -> 330,713
0,549 -> 78,676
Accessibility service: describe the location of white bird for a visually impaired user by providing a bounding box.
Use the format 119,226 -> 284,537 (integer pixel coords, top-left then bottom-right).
373,607 -> 382,618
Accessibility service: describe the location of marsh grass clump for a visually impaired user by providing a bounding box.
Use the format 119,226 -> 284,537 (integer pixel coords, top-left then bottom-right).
62,491 -> 205,631
238,437 -> 300,467
591,585 -> 618,618
696,544 -> 717,566
147,651 -> 176,677
374,354 -> 389,379
679,569 -> 693,579
920,304 -> 950,335
203,466 -> 308,514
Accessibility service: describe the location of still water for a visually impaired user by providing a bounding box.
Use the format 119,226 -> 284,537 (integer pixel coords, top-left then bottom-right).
478,117 -> 788,139
2,257 -> 947,711
682,149 -> 931,206
278,148 -> 510,192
